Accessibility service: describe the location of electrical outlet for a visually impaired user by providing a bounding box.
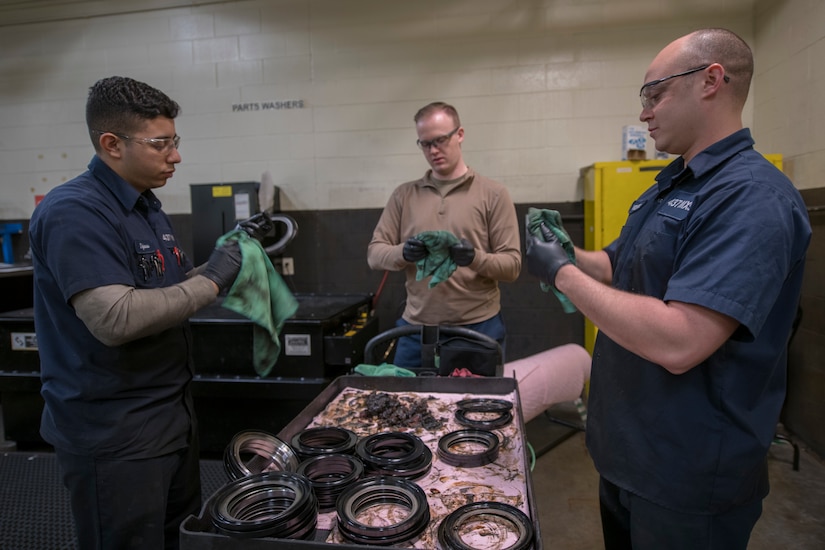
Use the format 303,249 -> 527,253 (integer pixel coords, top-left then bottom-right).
281,257 -> 294,276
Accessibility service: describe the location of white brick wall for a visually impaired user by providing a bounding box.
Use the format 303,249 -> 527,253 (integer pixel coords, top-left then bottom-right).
753,0 -> 825,190
0,0 -> 820,216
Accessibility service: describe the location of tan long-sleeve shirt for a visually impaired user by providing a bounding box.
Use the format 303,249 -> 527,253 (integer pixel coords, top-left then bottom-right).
367,169 -> 521,325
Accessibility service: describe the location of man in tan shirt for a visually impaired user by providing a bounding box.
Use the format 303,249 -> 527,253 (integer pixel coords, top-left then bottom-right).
368,101 -> 521,369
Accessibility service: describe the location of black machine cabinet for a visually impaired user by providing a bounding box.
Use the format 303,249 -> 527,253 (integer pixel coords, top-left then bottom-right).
0,308 -> 48,447
190,181 -> 279,266
189,293 -> 376,378
0,293 -> 378,454
0,267 -> 34,313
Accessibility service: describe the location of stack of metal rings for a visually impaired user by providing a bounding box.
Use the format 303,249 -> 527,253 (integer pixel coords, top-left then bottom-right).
454,398 -> 513,429
296,453 -> 365,511
223,430 -> 300,480
437,501 -> 534,550
290,426 -> 358,461
209,471 -> 318,540
336,476 -> 431,545
437,429 -> 500,468
355,431 -> 433,480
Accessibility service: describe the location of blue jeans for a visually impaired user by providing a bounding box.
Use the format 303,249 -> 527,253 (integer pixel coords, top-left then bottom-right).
391,314 -> 506,370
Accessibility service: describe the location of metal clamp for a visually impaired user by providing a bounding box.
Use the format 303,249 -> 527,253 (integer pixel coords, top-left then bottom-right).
438,501 -> 534,550
296,453 -> 364,510
209,471 -> 318,540
291,426 -> 358,461
336,475 -> 431,545
223,430 -> 299,480
355,431 -> 433,480
437,429 -> 500,468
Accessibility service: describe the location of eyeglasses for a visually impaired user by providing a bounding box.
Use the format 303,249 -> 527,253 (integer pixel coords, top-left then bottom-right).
93,130 -> 181,153
639,64 -> 728,110
416,127 -> 460,150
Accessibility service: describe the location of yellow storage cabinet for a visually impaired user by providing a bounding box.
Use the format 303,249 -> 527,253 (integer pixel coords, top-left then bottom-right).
581,160 -> 669,353
580,155 -> 782,354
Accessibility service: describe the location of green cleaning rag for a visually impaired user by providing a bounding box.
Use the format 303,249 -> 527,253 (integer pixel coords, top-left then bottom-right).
217,230 -> 299,377
353,363 -> 417,377
414,230 -> 461,288
526,207 -> 577,313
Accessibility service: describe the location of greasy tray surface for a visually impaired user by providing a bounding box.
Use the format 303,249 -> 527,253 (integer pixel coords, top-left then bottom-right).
181,376 -> 541,549
301,386 -> 530,547
278,376 -> 521,439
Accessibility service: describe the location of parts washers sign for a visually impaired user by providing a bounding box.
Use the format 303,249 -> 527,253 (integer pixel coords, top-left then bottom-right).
231,100 -> 305,112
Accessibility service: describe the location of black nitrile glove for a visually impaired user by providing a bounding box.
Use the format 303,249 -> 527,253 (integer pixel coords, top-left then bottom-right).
402,237 -> 428,262
526,224 -> 572,287
202,241 -> 242,292
449,238 -> 475,267
235,212 -> 273,242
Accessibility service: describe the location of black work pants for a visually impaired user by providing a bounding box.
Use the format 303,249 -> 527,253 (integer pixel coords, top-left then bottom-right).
599,477 -> 762,550
55,444 -> 201,550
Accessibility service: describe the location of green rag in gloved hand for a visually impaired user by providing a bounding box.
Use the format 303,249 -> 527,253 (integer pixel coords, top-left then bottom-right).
414,230 -> 461,288
526,207 -> 577,313
353,363 -> 417,377
217,230 -> 299,377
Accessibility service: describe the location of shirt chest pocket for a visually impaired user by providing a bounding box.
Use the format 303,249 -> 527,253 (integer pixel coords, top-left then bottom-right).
133,239 -> 165,287
642,195 -> 691,253
616,196 -> 692,296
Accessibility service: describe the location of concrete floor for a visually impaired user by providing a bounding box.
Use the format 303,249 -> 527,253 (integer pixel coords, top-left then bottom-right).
525,405 -> 825,549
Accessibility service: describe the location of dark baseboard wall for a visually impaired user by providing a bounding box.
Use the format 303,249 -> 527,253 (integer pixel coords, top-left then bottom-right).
3,202 -> 586,363
787,188 -> 825,458
191,201 -> 587,363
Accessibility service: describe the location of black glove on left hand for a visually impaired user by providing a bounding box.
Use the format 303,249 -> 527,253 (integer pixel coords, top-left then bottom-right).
449,238 -> 475,267
202,241 -> 242,293
526,224 -> 572,287
235,212 -> 273,242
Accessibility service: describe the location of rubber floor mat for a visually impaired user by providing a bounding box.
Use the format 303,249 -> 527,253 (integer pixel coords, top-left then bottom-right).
0,452 -> 227,549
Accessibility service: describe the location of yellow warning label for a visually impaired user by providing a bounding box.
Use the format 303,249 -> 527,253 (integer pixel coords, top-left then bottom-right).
212,186 -> 233,197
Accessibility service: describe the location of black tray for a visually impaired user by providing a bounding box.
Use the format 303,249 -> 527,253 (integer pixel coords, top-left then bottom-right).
180,375 -> 541,549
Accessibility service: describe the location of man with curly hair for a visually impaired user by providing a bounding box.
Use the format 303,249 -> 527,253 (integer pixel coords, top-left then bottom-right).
29,76 -> 243,549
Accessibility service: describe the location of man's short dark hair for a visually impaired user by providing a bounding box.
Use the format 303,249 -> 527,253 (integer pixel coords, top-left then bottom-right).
414,101 -> 461,127
85,76 -> 180,149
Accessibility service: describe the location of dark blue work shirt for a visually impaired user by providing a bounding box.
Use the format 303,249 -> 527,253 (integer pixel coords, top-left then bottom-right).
29,156 -> 196,459
586,129 -> 811,514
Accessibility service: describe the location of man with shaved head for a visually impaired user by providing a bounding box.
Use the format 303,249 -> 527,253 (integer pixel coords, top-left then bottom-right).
526,28 -> 811,549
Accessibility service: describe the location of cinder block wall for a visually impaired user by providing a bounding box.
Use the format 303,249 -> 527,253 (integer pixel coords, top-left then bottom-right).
0,0 -> 761,219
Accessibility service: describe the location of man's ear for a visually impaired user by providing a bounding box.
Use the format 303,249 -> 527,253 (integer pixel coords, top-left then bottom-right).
98,132 -> 123,159
703,63 -> 728,97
